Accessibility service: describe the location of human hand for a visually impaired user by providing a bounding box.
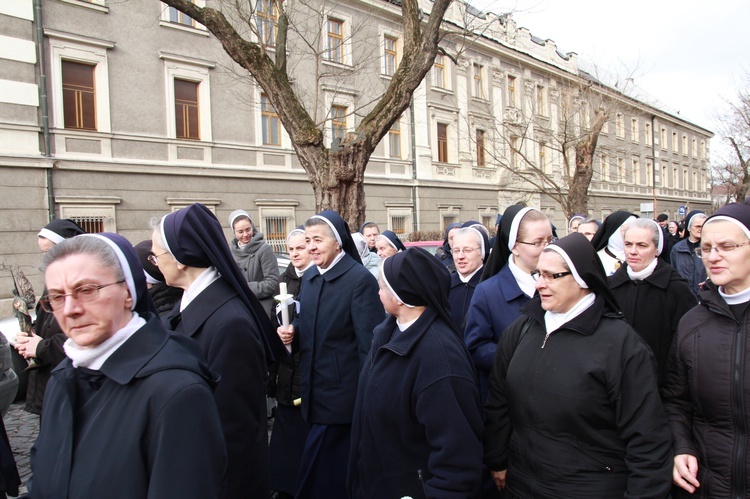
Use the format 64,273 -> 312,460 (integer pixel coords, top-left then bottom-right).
15,332 -> 42,359
673,454 -> 700,493
490,469 -> 507,491
276,325 -> 295,345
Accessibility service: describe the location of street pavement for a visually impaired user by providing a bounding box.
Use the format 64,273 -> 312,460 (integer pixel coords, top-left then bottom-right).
3,401 -> 38,497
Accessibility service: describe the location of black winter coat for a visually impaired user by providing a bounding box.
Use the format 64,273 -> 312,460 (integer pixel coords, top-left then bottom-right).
27,316 -> 226,499
25,298 -> 68,415
484,295 -> 673,498
670,239 -> 707,296
609,260 -> 696,384
163,278 -> 269,499
448,268 -> 482,333
296,254 -> 384,425
662,282 -> 750,498
349,309 -> 483,498
272,263 -> 303,406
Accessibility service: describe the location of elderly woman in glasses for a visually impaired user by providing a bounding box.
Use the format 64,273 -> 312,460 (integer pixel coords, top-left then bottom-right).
464,205 -> 553,403
484,233 -> 672,497
608,219 -> 696,384
28,233 -> 225,498
663,202 -> 750,498
374,230 -> 406,260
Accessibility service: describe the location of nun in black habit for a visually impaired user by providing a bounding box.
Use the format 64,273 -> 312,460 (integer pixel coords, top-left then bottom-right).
591,210 -> 638,276
483,233 -> 672,497
349,248 -> 483,498
281,210 -> 384,499
153,203 -> 285,499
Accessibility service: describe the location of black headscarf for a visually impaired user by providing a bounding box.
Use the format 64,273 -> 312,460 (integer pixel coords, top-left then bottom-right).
38,219 -> 86,243
683,209 -> 706,230
310,209 -> 362,264
381,247 -> 457,334
481,205 -> 538,281
591,210 -> 638,252
80,233 -> 156,317
460,221 -> 490,263
704,203 -> 750,237
134,240 -> 164,283
161,203 -> 284,361
380,230 -> 406,252
546,233 -> 620,314
439,222 -> 462,257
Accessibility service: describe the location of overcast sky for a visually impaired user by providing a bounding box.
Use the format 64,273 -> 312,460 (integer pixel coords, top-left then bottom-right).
472,0 -> 749,160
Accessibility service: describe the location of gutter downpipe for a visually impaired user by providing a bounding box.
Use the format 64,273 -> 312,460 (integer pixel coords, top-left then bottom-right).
651,115 -> 657,216
34,0 -> 54,221
410,96 -> 418,232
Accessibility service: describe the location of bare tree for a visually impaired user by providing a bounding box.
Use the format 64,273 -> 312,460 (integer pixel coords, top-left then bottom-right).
161,0 -> 455,227
712,74 -> 750,203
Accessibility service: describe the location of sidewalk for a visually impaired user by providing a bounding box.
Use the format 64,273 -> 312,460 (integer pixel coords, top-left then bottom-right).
3,401 -> 38,497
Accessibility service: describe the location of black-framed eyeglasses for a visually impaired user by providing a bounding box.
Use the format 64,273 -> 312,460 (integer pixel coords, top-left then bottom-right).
147,251 -> 169,266
40,280 -> 126,312
695,241 -> 750,259
530,270 -> 572,283
517,237 -> 557,248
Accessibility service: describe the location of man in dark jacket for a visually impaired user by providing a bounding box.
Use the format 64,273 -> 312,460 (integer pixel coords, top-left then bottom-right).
669,210 -> 707,295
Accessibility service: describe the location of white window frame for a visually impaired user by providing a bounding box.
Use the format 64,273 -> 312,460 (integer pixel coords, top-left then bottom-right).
380,31 -> 401,78
387,117 -> 402,159
672,131 -> 678,153
323,13 -> 352,67
682,134 -> 688,156
615,113 -> 625,138
56,195 -> 121,233
432,53 -> 452,91
160,52 -> 214,142
160,1 -> 207,33
386,205 -> 413,237
166,198 -> 220,213
46,30 -> 113,133
256,200 -> 299,253
438,205 -> 461,230
632,157 -> 640,185
631,118 -> 639,142
472,62 -> 486,100
506,74 -> 518,108
536,84 -> 548,117
645,122 -> 652,146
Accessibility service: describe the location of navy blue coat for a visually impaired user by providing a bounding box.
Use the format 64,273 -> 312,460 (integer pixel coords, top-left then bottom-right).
296,253 -> 383,424
349,309 -> 483,498
464,264 -> 530,402
28,316 -> 226,499
448,269 -> 482,333
669,239 -> 707,296
164,278 -> 268,499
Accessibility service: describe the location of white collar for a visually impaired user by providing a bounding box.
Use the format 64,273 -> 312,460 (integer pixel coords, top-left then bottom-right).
317,250 -> 346,275
180,267 -> 220,312
64,313 -> 146,370
509,256 -> 536,298
458,265 -> 483,283
544,292 -> 596,336
719,285 -> 750,305
626,258 -> 658,281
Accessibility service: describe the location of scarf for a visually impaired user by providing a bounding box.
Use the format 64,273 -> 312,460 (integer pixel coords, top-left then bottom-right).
626,258 -> 658,281
64,313 -> 146,369
543,292 -> 596,337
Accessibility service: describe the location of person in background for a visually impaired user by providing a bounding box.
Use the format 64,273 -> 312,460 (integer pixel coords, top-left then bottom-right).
484,233 -> 672,497
351,232 -> 381,278
359,222 -> 380,254
568,214 -> 585,234
576,218 -> 599,242
435,222 -> 462,273
655,213 -> 672,264
448,226 -> 488,333
488,214 -> 501,249
268,228 -> 314,499
465,205 -> 553,404
374,230 -> 406,260
154,203 -> 284,499
669,210 -> 708,296
134,240 -> 183,317
663,202 -> 750,497
608,219 -> 696,384
228,209 -> 280,321
349,248 -> 483,498
656,213 -> 669,229
277,210 -> 383,498
15,219 -> 86,417
591,210 -> 638,276
28,233 -> 225,498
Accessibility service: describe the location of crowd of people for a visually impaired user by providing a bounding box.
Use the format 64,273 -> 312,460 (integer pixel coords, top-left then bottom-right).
5,200 -> 750,498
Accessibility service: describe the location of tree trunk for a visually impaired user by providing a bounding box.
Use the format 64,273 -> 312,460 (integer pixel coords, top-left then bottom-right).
568,109 -> 608,216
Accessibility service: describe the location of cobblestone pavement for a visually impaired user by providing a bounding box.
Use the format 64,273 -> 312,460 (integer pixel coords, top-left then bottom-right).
3,401 -> 38,497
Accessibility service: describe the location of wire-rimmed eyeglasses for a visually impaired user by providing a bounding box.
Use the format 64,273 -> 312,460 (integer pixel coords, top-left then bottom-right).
40,280 -> 126,312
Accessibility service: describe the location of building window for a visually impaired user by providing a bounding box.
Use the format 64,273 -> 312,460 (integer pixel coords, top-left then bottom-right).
682,134 -> 688,156
261,93 -> 281,146
700,140 -> 706,159
509,135 -> 519,168
472,63 -> 485,99
645,122 -> 652,146
617,157 -> 625,182
615,113 -> 624,138
692,138 -> 697,157
383,35 -> 397,76
672,131 -> 678,153
433,54 -> 446,89
600,154 -> 608,182
389,119 -> 401,158
61,60 -> 97,131
661,127 -> 667,149
174,79 -> 200,140
264,216 -> 288,251
682,168 -> 687,189
632,158 -> 640,184
256,0 -> 277,46
646,160 -> 653,186
437,123 -> 448,163
327,18 -> 344,63
538,141 -> 547,172
476,129 -> 485,166
257,203 -> 298,253
57,196 -> 121,233
630,118 -> 639,142
168,6 -> 195,26
331,105 -> 347,143
536,85 -> 547,117
507,75 -> 517,108
580,101 -> 590,130
391,214 -> 407,235
672,167 -> 678,188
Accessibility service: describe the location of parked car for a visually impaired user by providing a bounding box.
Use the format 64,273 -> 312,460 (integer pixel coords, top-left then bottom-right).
404,240 -> 443,255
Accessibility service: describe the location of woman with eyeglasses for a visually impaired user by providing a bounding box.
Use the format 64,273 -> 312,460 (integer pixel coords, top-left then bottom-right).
464,205 -> 553,404
484,233 -> 672,497
227,209 -> 281,321
669,210 -> 708,296
374,230 -> 406,260
29,233 -> 225,498
591,210 -> 638,276
662,202 -> 750,498
608,219 -> 696,385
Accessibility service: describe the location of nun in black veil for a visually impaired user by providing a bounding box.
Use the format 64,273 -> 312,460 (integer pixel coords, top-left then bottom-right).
152,203 -> 285,499
483,233 -> 671,497
348,247 -> 483,498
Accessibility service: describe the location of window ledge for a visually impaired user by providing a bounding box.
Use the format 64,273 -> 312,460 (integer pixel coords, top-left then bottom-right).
321,59 -> 353,71
159,20 -> 210,37
432,86 -> 453,95
56,0 -> 109,13
470,96 -> 489,103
